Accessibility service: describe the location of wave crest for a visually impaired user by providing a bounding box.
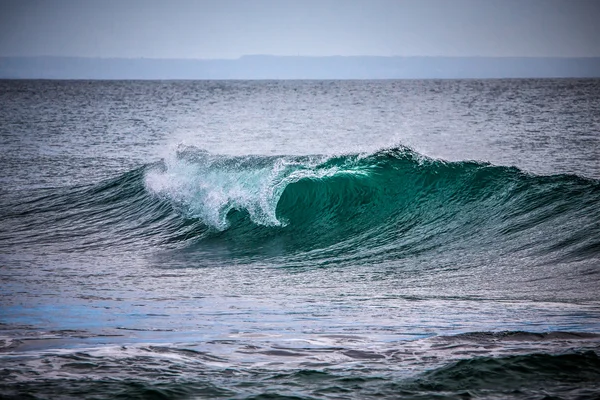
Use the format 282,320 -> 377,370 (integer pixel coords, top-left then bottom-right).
140,146 -> 600,261
144,145 -> 393,231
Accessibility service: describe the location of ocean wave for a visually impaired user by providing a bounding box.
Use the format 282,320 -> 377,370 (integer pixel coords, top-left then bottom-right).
414,351 -> 600,394
143,145 -> 600,261
1,330 -> 599,399
3,146 -> 600,264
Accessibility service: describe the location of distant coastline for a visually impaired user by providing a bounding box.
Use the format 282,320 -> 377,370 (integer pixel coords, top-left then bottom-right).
1,55 -> 600,79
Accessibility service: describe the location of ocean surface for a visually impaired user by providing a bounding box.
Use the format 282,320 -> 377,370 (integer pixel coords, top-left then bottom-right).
1,79 -> 600,399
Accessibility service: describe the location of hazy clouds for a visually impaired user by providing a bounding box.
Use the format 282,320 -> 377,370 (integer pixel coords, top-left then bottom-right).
1,0 -> 599,58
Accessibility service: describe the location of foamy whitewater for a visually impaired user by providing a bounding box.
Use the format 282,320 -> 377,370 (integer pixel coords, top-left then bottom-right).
1,79 -> 600,399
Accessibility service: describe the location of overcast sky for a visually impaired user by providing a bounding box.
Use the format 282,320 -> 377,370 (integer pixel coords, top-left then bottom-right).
1,0 -> 599,58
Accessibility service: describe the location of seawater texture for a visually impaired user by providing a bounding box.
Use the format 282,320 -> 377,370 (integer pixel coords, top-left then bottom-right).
142,145 -> 600,268
1,79 -> 600,399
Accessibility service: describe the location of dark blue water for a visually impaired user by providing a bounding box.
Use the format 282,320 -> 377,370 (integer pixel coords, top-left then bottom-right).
1,79 -> 600,399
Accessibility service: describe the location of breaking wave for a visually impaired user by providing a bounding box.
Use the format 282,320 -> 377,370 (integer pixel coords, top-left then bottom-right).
3,145 -> 600,265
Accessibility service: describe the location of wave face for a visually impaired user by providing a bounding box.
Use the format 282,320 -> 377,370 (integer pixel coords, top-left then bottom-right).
140,145 -> 600,264
4,146 -> 600,268
412,351 -> 600,397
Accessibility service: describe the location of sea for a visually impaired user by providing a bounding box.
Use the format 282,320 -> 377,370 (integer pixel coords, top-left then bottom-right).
1,79 -> 599,399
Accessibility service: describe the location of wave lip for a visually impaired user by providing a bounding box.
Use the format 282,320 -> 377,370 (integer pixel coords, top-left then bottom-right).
144,145 -> 384,232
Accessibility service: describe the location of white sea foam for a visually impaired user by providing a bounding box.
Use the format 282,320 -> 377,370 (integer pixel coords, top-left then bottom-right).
143,145 -> 368,230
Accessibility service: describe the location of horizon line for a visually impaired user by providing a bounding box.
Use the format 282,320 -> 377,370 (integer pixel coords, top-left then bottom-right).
3,55 -> 600,60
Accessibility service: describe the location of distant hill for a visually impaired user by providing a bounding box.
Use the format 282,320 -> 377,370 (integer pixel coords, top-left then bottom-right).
1,55 -> 599,79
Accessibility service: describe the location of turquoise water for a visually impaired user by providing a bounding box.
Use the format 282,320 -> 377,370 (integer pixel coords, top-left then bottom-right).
1,79 -> 600,399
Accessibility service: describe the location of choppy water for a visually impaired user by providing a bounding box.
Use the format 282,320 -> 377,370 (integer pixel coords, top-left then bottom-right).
1,79 -> 600,399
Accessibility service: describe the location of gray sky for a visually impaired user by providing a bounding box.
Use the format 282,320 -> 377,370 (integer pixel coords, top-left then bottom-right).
1,0 -> 599,58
